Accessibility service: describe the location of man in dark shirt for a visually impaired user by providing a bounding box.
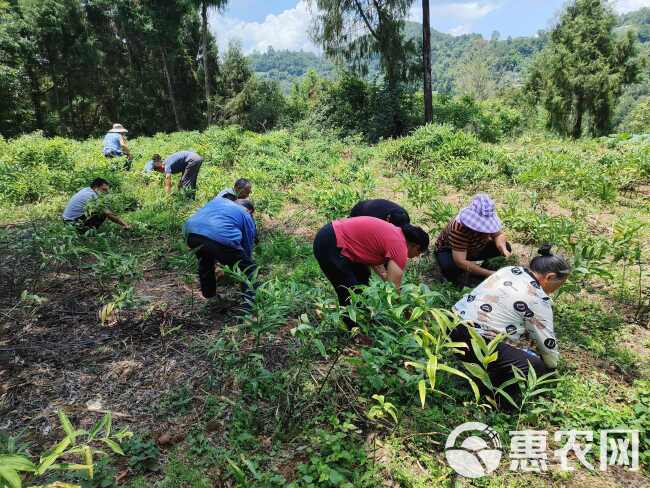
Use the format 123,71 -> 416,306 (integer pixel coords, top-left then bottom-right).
349,199 -> 410,227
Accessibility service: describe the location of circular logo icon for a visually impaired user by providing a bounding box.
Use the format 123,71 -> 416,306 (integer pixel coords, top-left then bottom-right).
544,338 -> 557,349
511,267 -> 523,275
467,295 -> 476,303
480,304 -> 493,313
513,301 -> 528,313
503,281 -> 513,287
506,324 -> 517,335
530,280 -> 541,289
523,309 -> 535,318
445,422 -> 502,478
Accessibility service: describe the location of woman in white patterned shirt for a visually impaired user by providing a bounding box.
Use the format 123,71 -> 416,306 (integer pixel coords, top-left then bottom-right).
451,244 -> 571,400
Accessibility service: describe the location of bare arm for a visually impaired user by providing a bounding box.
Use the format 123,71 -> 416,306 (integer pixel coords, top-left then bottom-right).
119,135 -> 131,157
494,232 -> 511,257
104,209 -> 130,229
452,249 -> 494,277
164,174 -> 172,194
386,260 -> 404,290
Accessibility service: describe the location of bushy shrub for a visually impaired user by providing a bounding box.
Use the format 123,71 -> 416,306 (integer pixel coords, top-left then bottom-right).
0,132 -> 77,204
383,124 -> 480,169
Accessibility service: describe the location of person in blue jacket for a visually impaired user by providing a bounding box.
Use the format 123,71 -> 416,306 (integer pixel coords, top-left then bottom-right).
184,197 -> 256,300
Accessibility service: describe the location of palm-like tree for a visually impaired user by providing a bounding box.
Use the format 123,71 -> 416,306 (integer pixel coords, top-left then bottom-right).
195,0 -> 228,125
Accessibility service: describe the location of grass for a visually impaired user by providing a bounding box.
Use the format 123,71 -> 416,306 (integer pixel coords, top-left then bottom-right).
0,124 -> 648,487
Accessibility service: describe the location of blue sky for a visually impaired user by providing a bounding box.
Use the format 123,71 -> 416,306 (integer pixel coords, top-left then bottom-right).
210,0 -> 650,54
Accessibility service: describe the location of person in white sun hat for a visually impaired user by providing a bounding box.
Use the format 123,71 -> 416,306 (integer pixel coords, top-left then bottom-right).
434,193 -> 512,288
102,123 -> 132,169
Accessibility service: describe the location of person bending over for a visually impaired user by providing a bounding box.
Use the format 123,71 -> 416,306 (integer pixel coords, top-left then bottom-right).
218,178 -> 252,201
450,244 -> 570,403
147,151 -> 203,199
102,124 -> 132,169
434,193 -> 511,288
62,178 -> 130,231
349,199 -> 410,227
313,216 -> 429,329
184,197 -> 256,301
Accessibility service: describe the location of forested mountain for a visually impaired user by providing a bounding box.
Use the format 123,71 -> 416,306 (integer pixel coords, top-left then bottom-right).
248,48 -> 336,91
249,8 -> 650,95
247,21 -> 548,94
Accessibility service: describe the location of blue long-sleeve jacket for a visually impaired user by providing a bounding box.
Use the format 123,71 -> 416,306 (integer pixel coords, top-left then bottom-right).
183,197 -> 256,257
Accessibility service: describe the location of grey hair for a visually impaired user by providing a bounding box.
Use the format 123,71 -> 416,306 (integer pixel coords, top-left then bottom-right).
530,244 -> 571,279
234,178 -> 251,190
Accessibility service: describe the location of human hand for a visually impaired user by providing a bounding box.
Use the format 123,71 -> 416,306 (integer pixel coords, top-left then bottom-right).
372,264 -> 388,280
498,242 -> 512,257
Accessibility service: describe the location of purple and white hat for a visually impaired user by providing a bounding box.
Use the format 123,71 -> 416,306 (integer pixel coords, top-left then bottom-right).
457,193 -> 502,234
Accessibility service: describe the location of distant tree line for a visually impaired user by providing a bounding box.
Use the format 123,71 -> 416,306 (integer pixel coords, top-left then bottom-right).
0,0 -> 285,138
1,0 -> 649,140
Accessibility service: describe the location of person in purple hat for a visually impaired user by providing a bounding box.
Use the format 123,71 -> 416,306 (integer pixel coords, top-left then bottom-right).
434,193 -> 512,288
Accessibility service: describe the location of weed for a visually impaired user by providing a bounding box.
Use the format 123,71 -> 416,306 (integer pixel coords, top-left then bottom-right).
122,435 -> 160,474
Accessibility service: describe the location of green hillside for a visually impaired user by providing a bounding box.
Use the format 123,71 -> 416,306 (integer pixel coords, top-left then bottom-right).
1,124 -> 649,486
249,8 -> 650,95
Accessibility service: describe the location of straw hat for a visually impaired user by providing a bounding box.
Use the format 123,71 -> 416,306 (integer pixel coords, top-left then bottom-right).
108,123 -> 128,133
457,194 -> 502,234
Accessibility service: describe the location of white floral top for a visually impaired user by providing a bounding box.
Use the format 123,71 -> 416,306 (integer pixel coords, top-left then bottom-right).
453,266 -> 559,368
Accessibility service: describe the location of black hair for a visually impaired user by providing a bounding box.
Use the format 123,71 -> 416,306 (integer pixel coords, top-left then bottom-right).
222,193 -> 237,201
401,224 -> 429,252
234,178 -> 251,190
90,178 -> 109,189
152,154 -> 161,162
530,244 -> 571,279
388,209 -> 410,227
236,198 -> 255,213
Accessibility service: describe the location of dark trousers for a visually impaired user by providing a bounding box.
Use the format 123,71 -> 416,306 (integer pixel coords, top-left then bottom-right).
66,213 -> 107,232
435,241 -> 511,288
187,233 -> 256,300
450,324 -> 553,405
313,223 -> 370,329
180,157 -> 203,199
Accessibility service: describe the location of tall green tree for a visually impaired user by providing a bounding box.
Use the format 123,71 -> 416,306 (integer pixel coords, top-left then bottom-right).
308,0 -> 415,135
526,0 -> 643,137
193,0 -> 227,125
421,0 -> 432,123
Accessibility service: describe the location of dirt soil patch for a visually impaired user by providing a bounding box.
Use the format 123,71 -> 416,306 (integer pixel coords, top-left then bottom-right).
0,242 -> 238,446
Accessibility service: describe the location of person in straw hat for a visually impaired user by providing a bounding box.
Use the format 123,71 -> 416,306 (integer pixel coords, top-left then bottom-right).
434,193 -> 512,288
102,123 -> 132,169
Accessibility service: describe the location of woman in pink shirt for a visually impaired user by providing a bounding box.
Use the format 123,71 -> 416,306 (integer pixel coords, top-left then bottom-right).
313,216 -> 429,329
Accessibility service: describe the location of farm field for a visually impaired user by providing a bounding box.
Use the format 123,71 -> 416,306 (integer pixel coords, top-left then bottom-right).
1,124 -> 649,487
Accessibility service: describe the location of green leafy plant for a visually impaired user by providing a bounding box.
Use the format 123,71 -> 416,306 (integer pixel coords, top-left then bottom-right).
0,411 -> 131,488
405,310 -> 481,406
366,394 -> 398,426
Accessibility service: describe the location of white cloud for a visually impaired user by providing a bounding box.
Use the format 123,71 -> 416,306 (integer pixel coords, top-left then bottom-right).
612,0 -> 650,13
209,1 -> 319,54
408,1 -> 502,36
448,24 -> 473,36
430,1 -> 501,20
